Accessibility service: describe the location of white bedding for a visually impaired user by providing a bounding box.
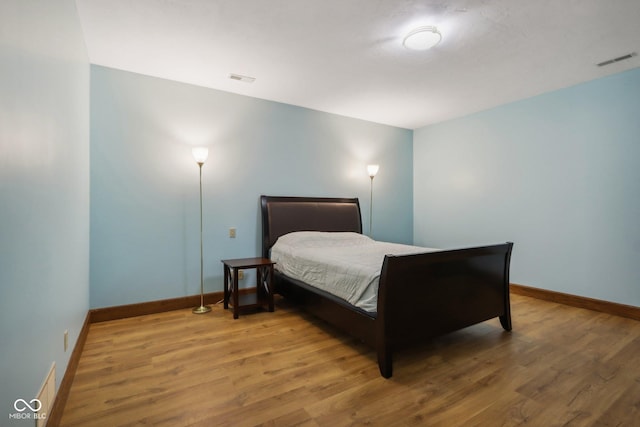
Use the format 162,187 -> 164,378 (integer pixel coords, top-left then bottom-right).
270,231 -> 438,312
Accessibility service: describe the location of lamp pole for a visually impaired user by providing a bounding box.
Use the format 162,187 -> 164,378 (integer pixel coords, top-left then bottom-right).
367,165 -> 379,238
192,147 -> 211,314
369,175 -> 374,236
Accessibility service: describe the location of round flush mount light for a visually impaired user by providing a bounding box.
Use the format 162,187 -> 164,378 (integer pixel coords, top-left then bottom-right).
403,26 -> 442,50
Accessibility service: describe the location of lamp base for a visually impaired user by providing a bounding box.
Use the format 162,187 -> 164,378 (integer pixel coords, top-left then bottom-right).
192,305 -> 212,314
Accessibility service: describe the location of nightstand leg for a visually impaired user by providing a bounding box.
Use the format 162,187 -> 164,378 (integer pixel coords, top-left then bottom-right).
268,265 -> 274,312
257,266 -> 266,301
233,268 -> 239,319
257,266 -> 273,312
223,265 -> 229,309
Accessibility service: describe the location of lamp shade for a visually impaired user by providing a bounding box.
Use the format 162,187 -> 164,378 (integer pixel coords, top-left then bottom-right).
192,147 -> 209,164
367,164 -> 379,178
403,26 -> 442,50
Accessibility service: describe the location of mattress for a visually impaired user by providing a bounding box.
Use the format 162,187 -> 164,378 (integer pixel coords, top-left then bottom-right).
270,231 -> 437,312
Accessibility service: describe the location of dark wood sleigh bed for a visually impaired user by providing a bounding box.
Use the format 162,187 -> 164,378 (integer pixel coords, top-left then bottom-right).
260,195 -> 514,378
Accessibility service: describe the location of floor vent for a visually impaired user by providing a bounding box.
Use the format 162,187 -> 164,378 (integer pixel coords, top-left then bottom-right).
36,363 -> 55,427
597,52 -> 637,67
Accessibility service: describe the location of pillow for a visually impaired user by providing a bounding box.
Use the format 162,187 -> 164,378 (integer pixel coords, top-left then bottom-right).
275,231 -> 373,249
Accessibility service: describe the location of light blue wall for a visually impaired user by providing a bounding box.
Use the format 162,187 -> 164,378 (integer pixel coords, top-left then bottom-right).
0,0 -> 90,422
90,66 -> 413,308
414,68 -> 640,306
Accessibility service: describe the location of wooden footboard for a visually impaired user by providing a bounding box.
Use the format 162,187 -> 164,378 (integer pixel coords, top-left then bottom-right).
375,242 -> 514,378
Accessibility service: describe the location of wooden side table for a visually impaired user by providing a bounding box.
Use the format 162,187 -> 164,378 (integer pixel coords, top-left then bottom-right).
221,257 -> 275,319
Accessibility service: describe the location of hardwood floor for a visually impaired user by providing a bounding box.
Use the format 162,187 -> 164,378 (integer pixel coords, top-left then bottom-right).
60,294 -> 640,426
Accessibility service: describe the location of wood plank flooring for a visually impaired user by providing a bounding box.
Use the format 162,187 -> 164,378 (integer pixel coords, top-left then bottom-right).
60,294 -> 640,426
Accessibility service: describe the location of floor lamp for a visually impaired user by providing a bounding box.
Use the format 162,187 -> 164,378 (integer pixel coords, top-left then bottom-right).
367,164 -> 379,237
192,147 -> 211,314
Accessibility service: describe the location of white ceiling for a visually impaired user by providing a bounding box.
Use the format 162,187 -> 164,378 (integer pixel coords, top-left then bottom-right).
75,0 -> 640,130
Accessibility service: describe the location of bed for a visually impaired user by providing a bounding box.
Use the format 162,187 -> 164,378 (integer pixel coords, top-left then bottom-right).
260,195 -> 514,378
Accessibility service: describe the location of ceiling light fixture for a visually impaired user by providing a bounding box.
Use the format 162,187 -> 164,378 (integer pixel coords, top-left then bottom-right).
403,26 -> 442,51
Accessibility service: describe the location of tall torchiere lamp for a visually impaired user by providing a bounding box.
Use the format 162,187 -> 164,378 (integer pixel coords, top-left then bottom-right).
192,147 -> 212,314
367,164 -> 379,237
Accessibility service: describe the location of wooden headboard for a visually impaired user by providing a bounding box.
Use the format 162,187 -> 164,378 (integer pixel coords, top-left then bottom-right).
260,195 -> 362,257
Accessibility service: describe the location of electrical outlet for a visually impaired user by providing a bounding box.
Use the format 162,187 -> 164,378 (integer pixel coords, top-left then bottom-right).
64,330 -> 68,352
229,227 -> 236,238
238,270 -> 244,280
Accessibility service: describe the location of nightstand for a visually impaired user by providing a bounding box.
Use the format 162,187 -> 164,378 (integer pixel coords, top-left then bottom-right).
221,257 -> 275,319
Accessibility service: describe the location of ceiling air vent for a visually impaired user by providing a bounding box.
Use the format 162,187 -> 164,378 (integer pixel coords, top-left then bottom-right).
597,52 -> 637,67
229,73 -> 256,83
